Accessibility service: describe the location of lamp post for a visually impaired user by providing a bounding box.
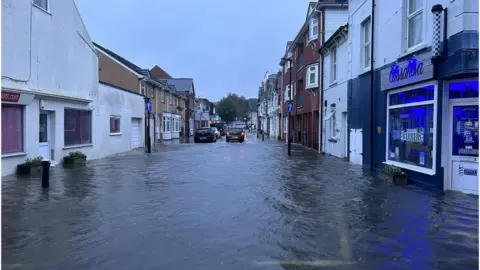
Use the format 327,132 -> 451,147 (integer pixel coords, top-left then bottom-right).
281,57 -> 293,156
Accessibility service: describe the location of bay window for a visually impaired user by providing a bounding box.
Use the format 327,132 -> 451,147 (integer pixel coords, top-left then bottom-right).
64,108 -> 92,146
386,83 -> 436,174
2,104 -> 23,154
163,116 -> 170,132
306,64 -> 318,89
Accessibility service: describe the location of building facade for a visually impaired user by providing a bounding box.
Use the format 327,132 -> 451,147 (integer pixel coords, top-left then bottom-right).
279,2 -> 323,150
2,0 -> 99,175
347,0 -> 479,194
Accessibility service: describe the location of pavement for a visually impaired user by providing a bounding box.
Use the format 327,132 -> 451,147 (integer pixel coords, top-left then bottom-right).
2,134 -> 479,270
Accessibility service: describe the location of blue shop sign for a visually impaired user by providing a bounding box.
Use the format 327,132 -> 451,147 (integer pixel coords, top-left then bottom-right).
380,52 -> 434,91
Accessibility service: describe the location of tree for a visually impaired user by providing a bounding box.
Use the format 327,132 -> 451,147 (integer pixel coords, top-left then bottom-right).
226,93 -> 249,119
216,97 -> 237,123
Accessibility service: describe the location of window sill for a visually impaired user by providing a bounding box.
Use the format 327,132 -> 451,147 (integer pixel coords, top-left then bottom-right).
2,152 -> 27,158
359,67 -> 371,76
328,138 -> 338,143
306,84 -> 318,89
397,43 -> 428,59
63,144 -> 93,150
383,161 -> 435,176
33,3 -> 51,15
110,133 -> 122,136
308,36 -> 318,43
329,81 -> 338,87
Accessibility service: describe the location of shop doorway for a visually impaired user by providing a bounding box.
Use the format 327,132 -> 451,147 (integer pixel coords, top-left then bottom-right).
38,111 -> 51,160
448,101 -> 478,194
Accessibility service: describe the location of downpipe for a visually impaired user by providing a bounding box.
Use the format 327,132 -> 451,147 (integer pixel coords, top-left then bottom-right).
369,0 -> 376,170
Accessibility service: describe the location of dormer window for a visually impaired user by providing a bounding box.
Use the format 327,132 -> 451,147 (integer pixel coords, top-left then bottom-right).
309,17 -> 318,41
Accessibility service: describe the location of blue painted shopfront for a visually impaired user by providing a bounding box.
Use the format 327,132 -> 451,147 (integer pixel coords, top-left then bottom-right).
348,31 -> 478,192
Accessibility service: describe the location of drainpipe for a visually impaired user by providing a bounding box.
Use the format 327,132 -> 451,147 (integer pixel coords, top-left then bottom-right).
319,8 -> 325,155
369,0 -> 376,170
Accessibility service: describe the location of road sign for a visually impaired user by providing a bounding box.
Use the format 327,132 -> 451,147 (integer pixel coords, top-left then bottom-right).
146,101 -> 152,112
287,103 -> 293,112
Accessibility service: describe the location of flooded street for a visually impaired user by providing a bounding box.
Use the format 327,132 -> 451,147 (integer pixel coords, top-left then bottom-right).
2,135 -> 478,270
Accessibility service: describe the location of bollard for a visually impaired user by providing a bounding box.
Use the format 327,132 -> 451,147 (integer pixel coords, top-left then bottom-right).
42,160 -> 50,188
262,132 -> 264,141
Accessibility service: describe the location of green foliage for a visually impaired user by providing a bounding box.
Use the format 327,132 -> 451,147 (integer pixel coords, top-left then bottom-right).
216,97 -> 238,123
22,156 -> 43,166
381,164 -> 403,175
66,151 -> 86,158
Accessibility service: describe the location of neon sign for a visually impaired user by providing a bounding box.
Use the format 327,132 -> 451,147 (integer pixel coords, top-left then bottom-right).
389,58 -> 425,84
400,128 -> 424,143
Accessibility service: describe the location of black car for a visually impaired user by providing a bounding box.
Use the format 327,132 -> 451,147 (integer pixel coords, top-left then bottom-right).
226,128 -> 245,143
211,123 -> 227,136
194,128 -> 217,143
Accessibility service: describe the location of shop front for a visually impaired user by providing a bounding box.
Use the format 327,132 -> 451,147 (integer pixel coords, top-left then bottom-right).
441,80 -> 478,194
380,51 -> 441,187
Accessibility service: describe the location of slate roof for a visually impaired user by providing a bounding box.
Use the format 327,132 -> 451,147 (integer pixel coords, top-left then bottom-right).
93,42 -> 143,74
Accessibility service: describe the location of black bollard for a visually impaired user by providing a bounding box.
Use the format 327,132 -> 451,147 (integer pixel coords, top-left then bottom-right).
42,160 -> 50,188
262,132 -> 264,141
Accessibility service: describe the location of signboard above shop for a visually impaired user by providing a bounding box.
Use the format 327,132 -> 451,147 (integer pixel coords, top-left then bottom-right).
380,51 -> 434,91
1,90 -> 35,105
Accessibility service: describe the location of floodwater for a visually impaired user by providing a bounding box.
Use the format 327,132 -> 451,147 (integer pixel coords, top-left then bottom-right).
2,134 -> 478,269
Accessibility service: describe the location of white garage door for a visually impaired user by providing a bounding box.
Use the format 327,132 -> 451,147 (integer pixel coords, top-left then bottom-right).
131,118 -> 141,148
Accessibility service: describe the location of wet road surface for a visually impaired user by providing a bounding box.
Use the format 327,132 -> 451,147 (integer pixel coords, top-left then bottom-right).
2,134 -> 478,269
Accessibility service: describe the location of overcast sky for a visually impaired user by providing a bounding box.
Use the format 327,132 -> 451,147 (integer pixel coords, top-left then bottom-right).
76,0 -> 312,101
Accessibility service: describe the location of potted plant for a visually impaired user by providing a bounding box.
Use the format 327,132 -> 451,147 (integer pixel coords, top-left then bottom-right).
17,156 -> 43,176
62,151 -> 87,168
378,164 -> 408,186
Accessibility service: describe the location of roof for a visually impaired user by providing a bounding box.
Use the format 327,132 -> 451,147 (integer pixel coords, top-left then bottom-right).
93,42 -> 144,74
318,24 -> 348,53
161,78 -> 195,94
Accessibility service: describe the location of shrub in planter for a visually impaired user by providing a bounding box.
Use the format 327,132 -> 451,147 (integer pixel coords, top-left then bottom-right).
62,151 -> 87,168
17,156 -> 43,176
378,164 -> 408,186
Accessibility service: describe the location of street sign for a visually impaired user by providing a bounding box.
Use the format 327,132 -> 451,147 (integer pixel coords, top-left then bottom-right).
287,103 -> 293,112
146,101 -> 152,112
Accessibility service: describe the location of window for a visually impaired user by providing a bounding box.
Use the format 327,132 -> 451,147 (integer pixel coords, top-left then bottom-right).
362,18 -> 371,70
284,85 -> 291,101
169,94 -> 172,105
163,116 -> 170,132
306,64 -> 319,88
33,0 -> 48,11
2,104 -> 23,154
330,47 -> 337,83
386,84 -> 436,174
140,80 -> 146,95
406,0 -> 424,49
175,97 -> 178,106
309,17 -> 319,40
330,113 -> 337,138
64,109 -> 92,146
161,91 -> 165,103
110,116 -> 121,134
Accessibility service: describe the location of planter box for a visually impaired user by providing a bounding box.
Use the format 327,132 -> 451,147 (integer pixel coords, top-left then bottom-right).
378,172 -> 408,186
63,156 -> 86,169
17,164 -> 42,176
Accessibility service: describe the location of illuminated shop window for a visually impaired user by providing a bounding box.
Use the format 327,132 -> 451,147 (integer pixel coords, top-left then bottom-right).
386,84 -> 436,174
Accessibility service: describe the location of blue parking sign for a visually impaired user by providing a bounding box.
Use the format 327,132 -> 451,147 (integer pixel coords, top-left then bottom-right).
287,103 -> 293,112
146,101 -> 152,112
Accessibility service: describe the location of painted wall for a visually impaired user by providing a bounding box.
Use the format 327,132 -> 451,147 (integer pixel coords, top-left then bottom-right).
324,8 -> 349,42
2,0 -> 98,98
96,83 -> 145,156
322,35 -> 349,158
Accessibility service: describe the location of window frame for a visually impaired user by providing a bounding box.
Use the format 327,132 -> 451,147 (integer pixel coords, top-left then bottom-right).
405,0 -> 426,52
109,116 -> 121,135
330,112 -> 337,138
385,81 -> 438,175
2,104 -> 24,155
309,17 -> 319,41
306,64 -> 319,89
140,80 -> 146,95
161,91 -> 165,103
330,47 -> 337,84
361,17 -> 371,71
64,108 -> 92,147
33,0 -> 49,12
